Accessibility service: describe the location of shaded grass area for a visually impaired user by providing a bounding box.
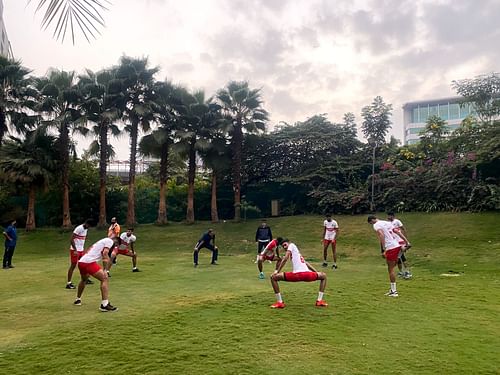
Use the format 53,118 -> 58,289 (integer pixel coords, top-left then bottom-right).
1,212 -> 499,374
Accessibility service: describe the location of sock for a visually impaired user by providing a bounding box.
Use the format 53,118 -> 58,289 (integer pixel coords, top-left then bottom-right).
275,293 -> 283,303
75,297 -> 81,301
391,282 -> 397,292
318,292 -> 324,301
102,299 -> 109,307
67,281 -> 72,285
133,266 -> 137,270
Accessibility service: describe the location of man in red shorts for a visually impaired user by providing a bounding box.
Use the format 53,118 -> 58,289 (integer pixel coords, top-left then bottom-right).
269,239 -> 328,308
74,237 -> 118,311
368,215 -> 409,297
257,237 -> 283,279
66,219 -> 92,289
109,228 -> 140,273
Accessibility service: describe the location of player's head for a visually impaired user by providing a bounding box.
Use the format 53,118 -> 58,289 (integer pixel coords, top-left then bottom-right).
261,219 -> 267,227
10,219 -> 17,226
367,215 -> 377,224
126,227 -> 134,236
326,213 -> 332,221
277,237 -> 284,245
110,217 -> 117,224
83,219 -> 93,228
387,211 -> 395,220
208,228 -> 214,236
281,238 -> 290,249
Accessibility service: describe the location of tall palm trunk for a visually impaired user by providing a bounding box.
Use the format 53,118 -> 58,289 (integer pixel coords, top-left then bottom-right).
98,121 -> 108,228
127,119 -> 138,226
186,141 -> 196,224
157,142 -> 169,224
232,121 -> 243,221
26,185 -> 37,231
211,169 -> 219,223
60,123 -> 72,228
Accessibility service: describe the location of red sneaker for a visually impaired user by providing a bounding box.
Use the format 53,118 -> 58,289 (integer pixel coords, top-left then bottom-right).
315,300 -> 328,307
270,301 -> 285,309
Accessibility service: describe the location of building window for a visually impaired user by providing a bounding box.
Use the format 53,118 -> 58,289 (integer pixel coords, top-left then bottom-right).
409,127 -> 425,135
429,105 -> 438,118
418,106 -> 429,123
449,103 -> 460,120
412,108 -> 419,123
438,103 -> 449,120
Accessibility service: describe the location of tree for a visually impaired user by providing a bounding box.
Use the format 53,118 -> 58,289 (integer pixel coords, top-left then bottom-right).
0,130 -> 58,230
361,96 -> 393,211
35,69 -> 86,228
419,115 -> 449,160
216,81 -> 268,221
0,56 -> 37,147
30,0 -> 110,44
78,68 -> 123,227
115,56 -> 159,226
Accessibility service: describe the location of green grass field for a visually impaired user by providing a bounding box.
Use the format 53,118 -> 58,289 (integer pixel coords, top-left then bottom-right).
1,212 -> 499,374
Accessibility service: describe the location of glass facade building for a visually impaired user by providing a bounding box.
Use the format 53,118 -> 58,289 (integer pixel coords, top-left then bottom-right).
402,97 -> 473,145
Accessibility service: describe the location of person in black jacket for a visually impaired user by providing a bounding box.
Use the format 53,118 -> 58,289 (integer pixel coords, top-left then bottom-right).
193,229 -> 218,267
255,219 -> 272,263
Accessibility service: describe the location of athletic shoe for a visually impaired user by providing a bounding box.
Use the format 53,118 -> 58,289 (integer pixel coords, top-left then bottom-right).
315,300 -> 328,307
66,283 -> 76,289
270,301 -> 285,309
211,262 -> 218,265
74,299 -> 82,306
259,272 -> 265,279
332,264 -> 338,269
194,263 -> 198,268
99,303 -> 118,312
132,268 -> 141,272
384,290 -> 399,297
85,279 -> 94,285
322,262 -> 328,267
404,271 -> 412,279
8,265 -> 14,268
267,260 -> 272,264
397,271 -> 404,277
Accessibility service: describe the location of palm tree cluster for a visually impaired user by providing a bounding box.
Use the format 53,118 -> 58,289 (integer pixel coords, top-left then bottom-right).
0,56 -> 268,230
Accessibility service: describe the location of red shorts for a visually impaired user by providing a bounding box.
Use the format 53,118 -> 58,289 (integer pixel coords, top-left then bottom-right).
70,249 -> 84,264
283,271 -> 318,282
78,261 -> 101,276
323,239 -> 337,246
118,248 -> 131,255
385,247 -> 401,262
260,253 -> 275,261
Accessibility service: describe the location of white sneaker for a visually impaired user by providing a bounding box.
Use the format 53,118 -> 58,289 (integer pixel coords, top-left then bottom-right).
404,271 -> 412,279
384,290 -> 399,297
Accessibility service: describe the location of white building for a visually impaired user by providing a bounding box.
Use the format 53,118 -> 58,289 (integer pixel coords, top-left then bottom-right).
0,0 -> 12,58
402,97 -> 474,145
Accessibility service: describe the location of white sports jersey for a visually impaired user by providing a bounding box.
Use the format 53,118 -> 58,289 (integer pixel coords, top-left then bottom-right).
373,220 -> 400,251
390,218 -> 403,231
286,243 -> 309,273
119,233 -> 136,249
323,219 -> 338,240
79,238 -> 114,264
71,224 -> 88,252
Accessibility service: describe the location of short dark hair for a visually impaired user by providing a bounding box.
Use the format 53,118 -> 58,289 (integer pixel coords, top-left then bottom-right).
367,215 -> 377,223
387,211 -> 395,216
127,227 -> 134,231
84,219 -> 93,226
277,237 -> 283,245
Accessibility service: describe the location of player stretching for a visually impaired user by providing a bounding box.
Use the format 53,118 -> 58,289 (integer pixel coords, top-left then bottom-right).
269,239 -> 328,308
74,237 -> 118,311
322,214 -> 339,269
257,237 -> 283,279
66,219 -> 92,289
193,229 -> 218,267
387,212 -> 412,279
368,215 -> 409,297
109,228 -> 140,273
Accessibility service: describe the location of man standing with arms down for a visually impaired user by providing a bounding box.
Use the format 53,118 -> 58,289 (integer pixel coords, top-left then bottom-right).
74,237 -> 118,311
2,219 -> 17,269
107,217 -> 120,265
255,219 -> 273,263
66,219 -> 92,289
269,239 -> 328,308
368,215 -> 409,297
322,214 -> 339,269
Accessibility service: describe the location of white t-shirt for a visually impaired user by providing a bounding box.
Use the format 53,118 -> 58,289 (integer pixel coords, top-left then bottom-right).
373,220 -> 400,251
286,243 -> 309,273
79,238 -> 114,264
119,232 -> 136,249
323,219 -> 338,240
390,219 -> 403,231
71,224 -> 88,252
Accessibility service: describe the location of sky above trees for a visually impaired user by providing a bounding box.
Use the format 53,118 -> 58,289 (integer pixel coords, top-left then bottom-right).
5,0 -> 500,158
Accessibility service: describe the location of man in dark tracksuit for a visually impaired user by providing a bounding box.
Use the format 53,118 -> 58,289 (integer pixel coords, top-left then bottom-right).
255,220 -> 273,263
193,229 -> 218,267
3,219 -> 17,269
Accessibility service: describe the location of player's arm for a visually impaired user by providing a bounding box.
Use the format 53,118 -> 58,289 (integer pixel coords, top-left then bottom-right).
194,239 -> 203,250
322,225 -> 326,239
376,229 -> 386,255
70,233 -> 78,251
275,250 -> 291,273
102,247 -> 111,270
306,261 -> 318,272
3,230 -> 11,241
130,240 -> 135,253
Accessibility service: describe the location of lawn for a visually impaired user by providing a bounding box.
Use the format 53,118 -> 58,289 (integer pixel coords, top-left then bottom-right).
1,212 -> 499,374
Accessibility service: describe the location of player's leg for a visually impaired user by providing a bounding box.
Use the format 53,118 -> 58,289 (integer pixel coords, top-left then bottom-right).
322,241 -> 329,267
92,268 -> 117,311
67,250 -> 78,288
208,244 -> 218,265
331,240 -> 337,269
193,248 -> 199,267
315,272 -> 328,306
270,273 -> 285,308
386,259 -> 398,296
257,255 -> 265,279
131,251 -> 139,271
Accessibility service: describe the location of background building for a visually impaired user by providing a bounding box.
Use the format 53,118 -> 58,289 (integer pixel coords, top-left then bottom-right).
0,0 -> 12,58
402,97 -> 474,145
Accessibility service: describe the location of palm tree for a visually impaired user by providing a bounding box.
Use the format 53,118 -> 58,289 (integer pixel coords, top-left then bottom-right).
138,80 -> 180,224
216,81 -> 268,221
0,130 -> 58,231
0,56 -> 37,147
78,68 -> 123,228
30,0 -> 110,44
115,56 -> 159,226
35,69 -> 86,228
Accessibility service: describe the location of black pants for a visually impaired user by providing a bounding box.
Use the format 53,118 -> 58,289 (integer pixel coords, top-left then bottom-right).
3,245 -> 16,267
257,241 -> 270,253
194,243 -> 218,264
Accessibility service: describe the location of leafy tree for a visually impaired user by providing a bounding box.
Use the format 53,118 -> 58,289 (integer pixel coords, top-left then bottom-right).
361,96 -> 393,211
216,81 -> 268,221
115,56 -> 159,226
0,130 -> 58,230
419,115 -> 449,160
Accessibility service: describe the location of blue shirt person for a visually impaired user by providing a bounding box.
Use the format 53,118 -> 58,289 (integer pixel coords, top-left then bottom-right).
3,220 -> 18,269
193,229 -> 218,267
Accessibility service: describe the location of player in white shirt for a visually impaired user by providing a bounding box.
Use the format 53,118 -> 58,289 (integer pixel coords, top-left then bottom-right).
388,212 -> 412,279
322,214 -> 339,269
109,228 -> 140,272
368,215 -> 409,297
74,237 -> 119,311
66,219 -> 92,289
269,239 -> 328,308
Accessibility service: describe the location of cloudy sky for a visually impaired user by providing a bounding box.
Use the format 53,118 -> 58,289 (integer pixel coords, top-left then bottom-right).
4,0 -> 500,158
